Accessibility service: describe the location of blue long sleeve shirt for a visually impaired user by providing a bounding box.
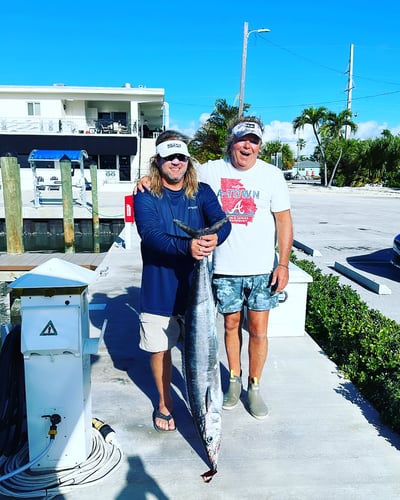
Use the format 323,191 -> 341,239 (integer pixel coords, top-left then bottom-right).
134,182 -> 231,316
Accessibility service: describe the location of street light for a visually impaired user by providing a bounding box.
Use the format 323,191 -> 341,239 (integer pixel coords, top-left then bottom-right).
238,21 -> 270,117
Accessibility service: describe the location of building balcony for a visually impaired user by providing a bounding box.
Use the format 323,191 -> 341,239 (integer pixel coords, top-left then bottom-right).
0,116 -> 162,138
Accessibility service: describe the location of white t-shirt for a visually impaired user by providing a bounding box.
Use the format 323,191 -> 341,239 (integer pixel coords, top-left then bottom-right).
198,158 -> 291,275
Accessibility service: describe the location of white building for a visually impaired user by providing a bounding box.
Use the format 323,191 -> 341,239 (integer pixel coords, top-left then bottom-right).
0,83 -> 167,188
292,160 -> 320,179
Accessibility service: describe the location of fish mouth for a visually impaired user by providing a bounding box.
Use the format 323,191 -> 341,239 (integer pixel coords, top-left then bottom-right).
201,468 -> 217,483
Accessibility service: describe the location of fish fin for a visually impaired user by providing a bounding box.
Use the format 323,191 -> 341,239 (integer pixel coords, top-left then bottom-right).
205,386 -> 212,412
201,469 -> 217,483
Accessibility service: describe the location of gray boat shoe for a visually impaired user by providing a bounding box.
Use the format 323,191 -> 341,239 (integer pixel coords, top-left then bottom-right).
222,371 -> 242,410
247,377 -> 268,419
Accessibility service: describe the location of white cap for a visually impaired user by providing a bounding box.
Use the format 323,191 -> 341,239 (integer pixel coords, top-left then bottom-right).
232,122 -> 263,141
156,140 -> 190,158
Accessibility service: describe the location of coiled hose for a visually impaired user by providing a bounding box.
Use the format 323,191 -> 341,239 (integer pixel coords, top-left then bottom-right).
0,325 -> 27,457
0,326 -> 123,497
0,427 -> 123,497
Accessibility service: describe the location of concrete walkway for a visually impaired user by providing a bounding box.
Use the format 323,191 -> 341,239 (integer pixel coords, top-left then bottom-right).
1,186 -> 400,499
29,225 -> 399,499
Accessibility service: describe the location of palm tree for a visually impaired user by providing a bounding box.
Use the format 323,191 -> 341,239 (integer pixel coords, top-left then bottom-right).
296,137 -> 306,160
293,107 -> 329,185
322,110 -> 357,187
190,99 -> 248,163
260,140 -> 295,170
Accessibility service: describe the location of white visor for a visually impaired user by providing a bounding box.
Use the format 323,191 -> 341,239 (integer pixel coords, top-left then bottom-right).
156,140 -> 190,158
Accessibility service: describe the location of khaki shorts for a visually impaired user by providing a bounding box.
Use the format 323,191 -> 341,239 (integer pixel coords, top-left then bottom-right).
139,312 -> 185,353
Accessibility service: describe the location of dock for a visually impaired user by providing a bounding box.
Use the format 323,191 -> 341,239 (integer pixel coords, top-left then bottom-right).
0,251 -> 107,281
1,189 -> 400,499
0,181 -> 131,221
0,182 -> 128,280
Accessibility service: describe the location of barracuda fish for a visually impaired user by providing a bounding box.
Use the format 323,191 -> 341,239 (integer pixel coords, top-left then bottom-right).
174,218 -> 227,483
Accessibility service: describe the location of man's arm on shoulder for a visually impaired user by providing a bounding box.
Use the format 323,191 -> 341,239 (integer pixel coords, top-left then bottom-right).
133,176 -> 151,194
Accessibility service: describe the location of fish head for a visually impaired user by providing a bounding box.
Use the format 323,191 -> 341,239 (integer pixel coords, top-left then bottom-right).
201,409 -> 222,471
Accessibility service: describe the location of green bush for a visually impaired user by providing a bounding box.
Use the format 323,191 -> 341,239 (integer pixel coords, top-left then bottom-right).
383,171 -> 400,188
293,257 -> 400,432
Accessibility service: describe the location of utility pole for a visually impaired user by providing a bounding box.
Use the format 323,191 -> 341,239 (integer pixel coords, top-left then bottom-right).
238,22 -> 249,117
238,22 -> 270,117
345,43 -> 354,140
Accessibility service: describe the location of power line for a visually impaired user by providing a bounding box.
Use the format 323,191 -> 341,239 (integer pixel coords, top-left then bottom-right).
262,38 -> 400,87
264,38 -> 346,75
253,88 -> 400,112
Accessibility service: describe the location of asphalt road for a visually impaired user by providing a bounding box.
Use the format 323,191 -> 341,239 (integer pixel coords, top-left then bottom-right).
1,186 -> 400,500
289,183 -> 400,325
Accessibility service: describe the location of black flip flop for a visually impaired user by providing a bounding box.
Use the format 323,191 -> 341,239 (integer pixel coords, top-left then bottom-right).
153,409 -> 176,432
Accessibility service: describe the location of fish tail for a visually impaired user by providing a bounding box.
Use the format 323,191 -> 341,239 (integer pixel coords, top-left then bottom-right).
174,218 -> 228,238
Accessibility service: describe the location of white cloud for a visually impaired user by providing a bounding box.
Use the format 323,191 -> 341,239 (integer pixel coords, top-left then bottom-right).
392,125 -> 400,136
199,113 -> 210,125
173,115 -> 400,156
354,120 -> 388,140
263,120 -> 400,157
263,120 -> 317,156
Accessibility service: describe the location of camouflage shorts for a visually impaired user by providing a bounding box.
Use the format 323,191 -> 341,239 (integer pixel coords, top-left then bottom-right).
212,273 -> 279,313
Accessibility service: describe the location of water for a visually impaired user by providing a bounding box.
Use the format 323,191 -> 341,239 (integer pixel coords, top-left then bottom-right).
0,219 -> 126,328
0,219 -> 125,253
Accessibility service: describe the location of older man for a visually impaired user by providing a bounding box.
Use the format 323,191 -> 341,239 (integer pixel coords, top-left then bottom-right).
198,117 -> 293,419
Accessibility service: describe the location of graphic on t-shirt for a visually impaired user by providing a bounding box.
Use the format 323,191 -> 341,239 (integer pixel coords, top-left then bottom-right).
218,178 -> 258,225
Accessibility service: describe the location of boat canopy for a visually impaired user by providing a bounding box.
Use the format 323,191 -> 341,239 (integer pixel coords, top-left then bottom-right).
28,149 -> 88,164
28,149 -> 88,207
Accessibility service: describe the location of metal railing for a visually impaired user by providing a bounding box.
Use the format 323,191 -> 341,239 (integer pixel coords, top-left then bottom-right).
0,117 -> 137,135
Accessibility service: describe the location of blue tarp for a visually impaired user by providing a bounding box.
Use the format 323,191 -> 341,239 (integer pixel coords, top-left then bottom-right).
28,149 -> 88,163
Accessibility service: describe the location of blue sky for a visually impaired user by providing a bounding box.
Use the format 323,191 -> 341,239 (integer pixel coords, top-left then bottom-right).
2,0 -> 400,154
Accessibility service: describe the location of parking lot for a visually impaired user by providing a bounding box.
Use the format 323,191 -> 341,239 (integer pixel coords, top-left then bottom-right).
289,183 -> 400,325
1,183 -> 400,500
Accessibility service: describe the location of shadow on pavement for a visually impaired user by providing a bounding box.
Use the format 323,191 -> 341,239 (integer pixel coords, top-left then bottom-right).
116,455 -> 169,500
346,248 -> 400,282
89,287 -> 211,470
335,379 -> 400,452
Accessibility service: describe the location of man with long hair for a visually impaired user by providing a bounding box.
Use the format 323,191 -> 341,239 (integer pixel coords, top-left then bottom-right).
134,130 -> 231,431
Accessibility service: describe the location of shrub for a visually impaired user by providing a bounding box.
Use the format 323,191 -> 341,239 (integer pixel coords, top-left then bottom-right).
293,257 -> 400,432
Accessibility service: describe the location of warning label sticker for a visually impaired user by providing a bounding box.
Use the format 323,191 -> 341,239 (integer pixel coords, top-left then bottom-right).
40,320 -> 58,336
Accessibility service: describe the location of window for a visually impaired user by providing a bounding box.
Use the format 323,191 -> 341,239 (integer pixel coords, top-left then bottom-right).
99,155 -> 116,170
27,102 -> 41,116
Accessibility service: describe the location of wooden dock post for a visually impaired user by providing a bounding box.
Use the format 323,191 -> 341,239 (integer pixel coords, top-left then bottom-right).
90,164 -> 100,253
60,156 -> 75,253
0,155 -> 24,254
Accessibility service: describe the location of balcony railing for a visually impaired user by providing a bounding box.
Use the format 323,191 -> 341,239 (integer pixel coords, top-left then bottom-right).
0,117 -> 140,135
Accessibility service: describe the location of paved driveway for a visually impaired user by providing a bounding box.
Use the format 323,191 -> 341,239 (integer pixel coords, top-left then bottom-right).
289,183 -> 400,324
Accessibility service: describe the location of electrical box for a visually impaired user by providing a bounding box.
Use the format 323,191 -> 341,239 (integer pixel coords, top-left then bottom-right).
9,258 -> 100,470
268,262 -> 313,337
